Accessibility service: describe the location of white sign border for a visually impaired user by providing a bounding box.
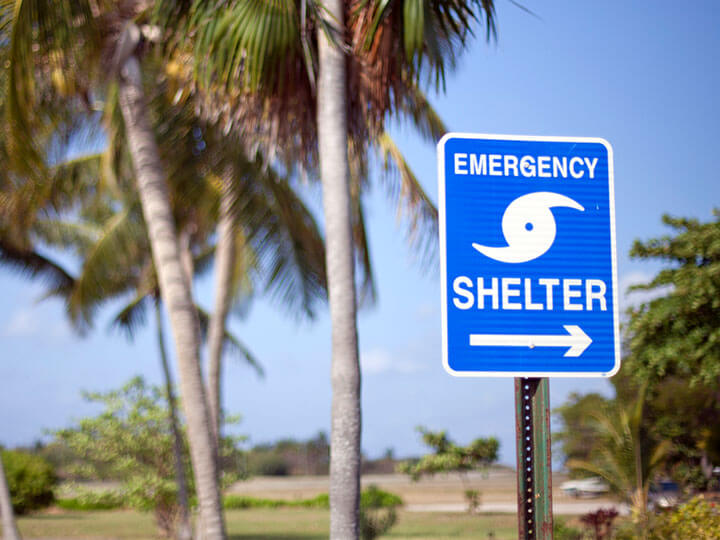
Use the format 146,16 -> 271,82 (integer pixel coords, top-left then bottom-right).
438,132 -> 621,378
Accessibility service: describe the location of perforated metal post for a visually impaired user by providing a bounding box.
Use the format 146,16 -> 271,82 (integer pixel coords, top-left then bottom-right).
515,377 -> 553,539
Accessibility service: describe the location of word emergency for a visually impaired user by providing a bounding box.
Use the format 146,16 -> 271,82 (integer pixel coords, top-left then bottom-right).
453,152 -> 599,179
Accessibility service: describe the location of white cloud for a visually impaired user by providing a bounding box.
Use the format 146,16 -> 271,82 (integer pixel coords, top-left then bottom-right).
361,348 -> 424,375
4,308 -> 37,337
618,271 -> 673,312
3,306 -> 71,340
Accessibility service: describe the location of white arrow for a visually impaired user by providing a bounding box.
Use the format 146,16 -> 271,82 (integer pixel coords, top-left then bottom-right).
469,325 -> 592,358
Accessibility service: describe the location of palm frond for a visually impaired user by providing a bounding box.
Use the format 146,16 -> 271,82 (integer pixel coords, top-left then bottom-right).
0,237 -> 74,293
376,131 -> 438,270
5,0 -> 100,176
193,244 -> 217,278
228,228 -> 258,311
348,177 -> 377,307
195,304 -> 263,376
47,150 -> 104,212
31,219 -> 100,253
398,85 -> 447,143
254,170 -> 328,319
192,0 -> 301,93
110,292 -> 155,341
221,329 -> 264,378
67,206 -> 148,329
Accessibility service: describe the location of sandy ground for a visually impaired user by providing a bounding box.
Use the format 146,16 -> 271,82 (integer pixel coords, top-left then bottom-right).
226,469 -> 624,515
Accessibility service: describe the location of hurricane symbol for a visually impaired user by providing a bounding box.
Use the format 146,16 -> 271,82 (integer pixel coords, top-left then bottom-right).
472,191 -> 584,263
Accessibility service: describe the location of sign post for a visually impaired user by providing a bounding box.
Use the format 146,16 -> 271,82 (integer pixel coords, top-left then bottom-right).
437,134 -> 619,539
516,377 -> 552,538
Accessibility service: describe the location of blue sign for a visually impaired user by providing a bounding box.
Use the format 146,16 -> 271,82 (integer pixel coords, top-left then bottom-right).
438,134 -> 620,377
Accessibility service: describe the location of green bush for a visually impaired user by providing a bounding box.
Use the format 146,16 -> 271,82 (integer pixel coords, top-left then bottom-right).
1,449 -> 57,514
359,485 -> 403,540
222,493 -> 330,510
647,495 -> 720,539
221,488 -> 402,517
360,485 -> 403,509
222,495 -> 285,509
56,489 -> 125,511
297,494 -> 330,508
463,489 -> 481,513
553,517 -> 583,540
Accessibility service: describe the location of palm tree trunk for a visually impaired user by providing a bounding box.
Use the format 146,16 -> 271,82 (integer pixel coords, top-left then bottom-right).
155,301 -> 192,540
179,228 -> 195,293
207,173 -> 237,445
317,6 -> 362,539
117,45 -> 226,540
0,453 -> 20,540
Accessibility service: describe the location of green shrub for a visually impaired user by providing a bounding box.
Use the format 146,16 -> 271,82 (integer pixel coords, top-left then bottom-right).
1,449 -> 57,514
648,495 -> 720,539
360,485 -> 403,509
296,494 -> 330,508
56,490 -> 125,511
221,488 -> 399,516
223,495 -> 284,509
51,378 -> 197,538
222,493 -> 330,510
359,485 -> 403,540
463,489 -> 481,513
553,517 -> 583,540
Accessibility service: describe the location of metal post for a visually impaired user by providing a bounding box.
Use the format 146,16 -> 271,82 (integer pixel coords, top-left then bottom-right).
515,377 -> 553,539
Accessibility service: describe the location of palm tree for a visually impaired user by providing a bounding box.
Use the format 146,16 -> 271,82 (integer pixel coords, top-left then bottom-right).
173,1 -> 496,535
315,5 -> 363,534
36,28 -> 327,473
203,159 -> 329,444
567,385 -> 670,537
0,122 -> 196,537
119,37 -> 228,540
116,292 -> 261,539
46,64 -> 328,536
55,184 -> 197,539
108,51 -> 329,449
205,173 -> 238,443
154,299 -> 192,540
4,3 -> 228,535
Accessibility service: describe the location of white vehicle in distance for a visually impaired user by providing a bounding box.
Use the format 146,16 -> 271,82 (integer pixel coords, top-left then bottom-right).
648,481 -> 680,511
560,477 -> 610,498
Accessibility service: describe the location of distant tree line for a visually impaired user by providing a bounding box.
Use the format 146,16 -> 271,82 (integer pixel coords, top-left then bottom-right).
238,435 -> 406,477
243,432 -> 330,477
16,423 -> 400,483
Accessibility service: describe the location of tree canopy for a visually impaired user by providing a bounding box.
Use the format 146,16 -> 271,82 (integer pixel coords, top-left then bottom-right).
626,212 -> 720,387
397,427 -> 499,480
556,211 -> 720,502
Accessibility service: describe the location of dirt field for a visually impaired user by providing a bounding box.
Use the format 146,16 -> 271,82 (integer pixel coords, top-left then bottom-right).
227,468 -> 621,515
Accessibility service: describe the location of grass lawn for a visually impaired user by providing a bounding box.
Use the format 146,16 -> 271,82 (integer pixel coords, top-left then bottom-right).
6,508 -> 520,539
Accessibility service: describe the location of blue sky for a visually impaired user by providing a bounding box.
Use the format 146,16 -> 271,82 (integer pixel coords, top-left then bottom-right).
2,0 -> 720,466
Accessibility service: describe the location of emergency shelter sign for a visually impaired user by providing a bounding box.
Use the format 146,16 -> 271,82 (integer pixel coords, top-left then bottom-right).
438,134 -> 620,377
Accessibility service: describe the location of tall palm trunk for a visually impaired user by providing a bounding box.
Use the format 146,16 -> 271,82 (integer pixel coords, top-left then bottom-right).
206,173 -> 237,444
179,228 -> 195,294
317,6 -> 362,539
116,31 -> 226,540
155,302 -> 192,540
0,453 -> 20,540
